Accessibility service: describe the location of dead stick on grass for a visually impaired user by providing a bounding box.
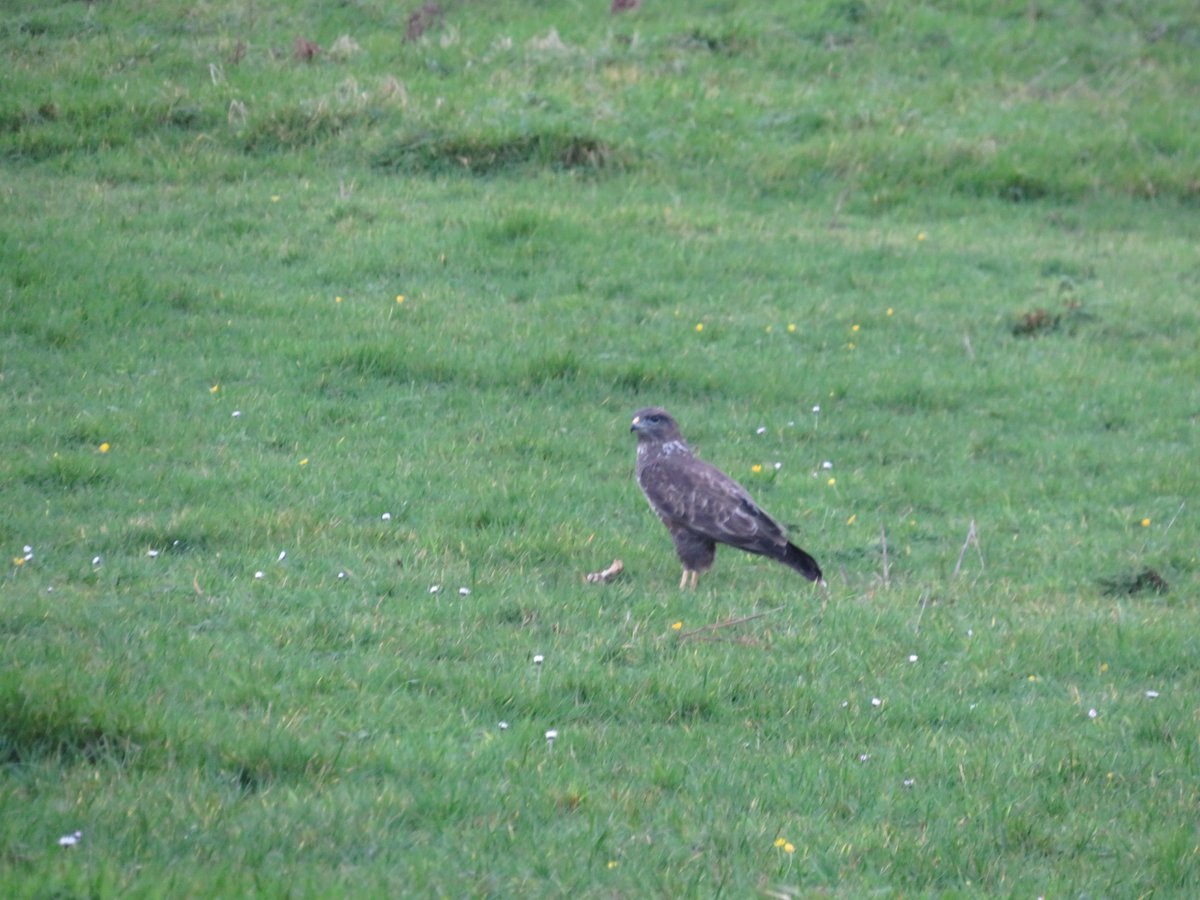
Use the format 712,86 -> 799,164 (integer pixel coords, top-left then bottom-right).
683,635 -> 763,647
829,189 -> 848,229
1162,502 -> 1185,534
913,588 -> 931,635
1141,502 -> 1185,555
1024,56 -> 1068,94
952,519 -> 984,579
677,606 -> 784,640
880,523 -> 890,588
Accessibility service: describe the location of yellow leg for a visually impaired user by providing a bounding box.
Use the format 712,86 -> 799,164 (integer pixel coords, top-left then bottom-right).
680,569 -> 698,589
679,569 -> 689,589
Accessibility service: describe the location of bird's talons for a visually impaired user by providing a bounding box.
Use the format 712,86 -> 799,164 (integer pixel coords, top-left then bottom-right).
585,559 -> 624,584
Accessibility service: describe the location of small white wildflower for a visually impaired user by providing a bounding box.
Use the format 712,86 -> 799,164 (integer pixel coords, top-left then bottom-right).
533,654 -> 544,665
277,550 -> 286,562
337,571 -> 347,580
429,584 -> 440,594
871,697 -> 882,707
1145,690 -> 1160,699
498,721 -> 508,730
24,545 -> 32,554
822,460 -> 833,469
812,405 -> 821,414
773,461 -> 782,470
458,587 -> 470,596
908,654 -> 919,663
756,426 -> 767,435
966,628 -> 974,637
254,571 -> 265,580
1088,708 -> 1098,719
381,512 -> 392,521
545,729 -> 558,742
231,410 -> 241,418
903,778 -> 915,788
859,753 -> 871,762
841,700 -> 849,709
58,831 -> 82,847
147,549 -> 159,558
92,555 -> 102,566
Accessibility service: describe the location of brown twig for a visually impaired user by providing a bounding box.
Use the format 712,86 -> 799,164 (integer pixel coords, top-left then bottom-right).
952,519 -> 984,578
677,606 -> 783,640
880,522 -> 890,588
913,588 -> 931,634
681,635 -> 763,646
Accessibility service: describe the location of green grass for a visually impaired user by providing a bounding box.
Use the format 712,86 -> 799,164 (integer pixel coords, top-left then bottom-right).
2,0 -> 1199,894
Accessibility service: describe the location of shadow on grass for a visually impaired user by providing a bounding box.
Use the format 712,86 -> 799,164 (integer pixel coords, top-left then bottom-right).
372,128 -> 629,177
0,683 -> 146,766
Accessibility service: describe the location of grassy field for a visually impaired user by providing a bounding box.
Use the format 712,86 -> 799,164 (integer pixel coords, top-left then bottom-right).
3,0 -> 1199,895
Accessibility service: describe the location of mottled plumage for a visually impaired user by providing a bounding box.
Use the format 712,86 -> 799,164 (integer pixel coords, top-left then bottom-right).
631,407 -> 823,589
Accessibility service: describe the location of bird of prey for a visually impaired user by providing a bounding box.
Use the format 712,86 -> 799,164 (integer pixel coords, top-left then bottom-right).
630,407 -> 823,589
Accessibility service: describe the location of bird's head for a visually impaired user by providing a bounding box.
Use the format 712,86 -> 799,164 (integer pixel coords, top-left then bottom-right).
630,407 -> 684,443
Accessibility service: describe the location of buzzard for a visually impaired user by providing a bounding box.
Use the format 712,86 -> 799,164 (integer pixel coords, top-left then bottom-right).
631,407 -> 823,589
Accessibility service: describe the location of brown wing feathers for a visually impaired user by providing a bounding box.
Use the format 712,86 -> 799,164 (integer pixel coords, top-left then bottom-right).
631,408 -> 823,586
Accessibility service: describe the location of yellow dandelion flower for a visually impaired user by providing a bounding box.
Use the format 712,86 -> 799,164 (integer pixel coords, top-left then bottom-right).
917,232 -> 927,241
299,458 -> 309,466
752,464 -> 763,473
774,838 -> 787,848
607,860 -> 618,870
764,324 -> 773,333
1028,674 -> 1039,682
784,842 -> 795,854
270,195 -> 281,203
847,341 -> 856,350
1141,518 -> 1151,527
851,324 -> 860,332
1100,662 -> 1109,673
695,323 -> 704,333
671,621 -> 683,631
209,384 -> 220,394
886,307 -> 894,316
847,514 -> 857,525
396,295 -> 405,304
98,442 -> 110,453
827,477 -> 836,486
787,323 -> 797,333
335,296 -> 343,304
13,557 -> 25,566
